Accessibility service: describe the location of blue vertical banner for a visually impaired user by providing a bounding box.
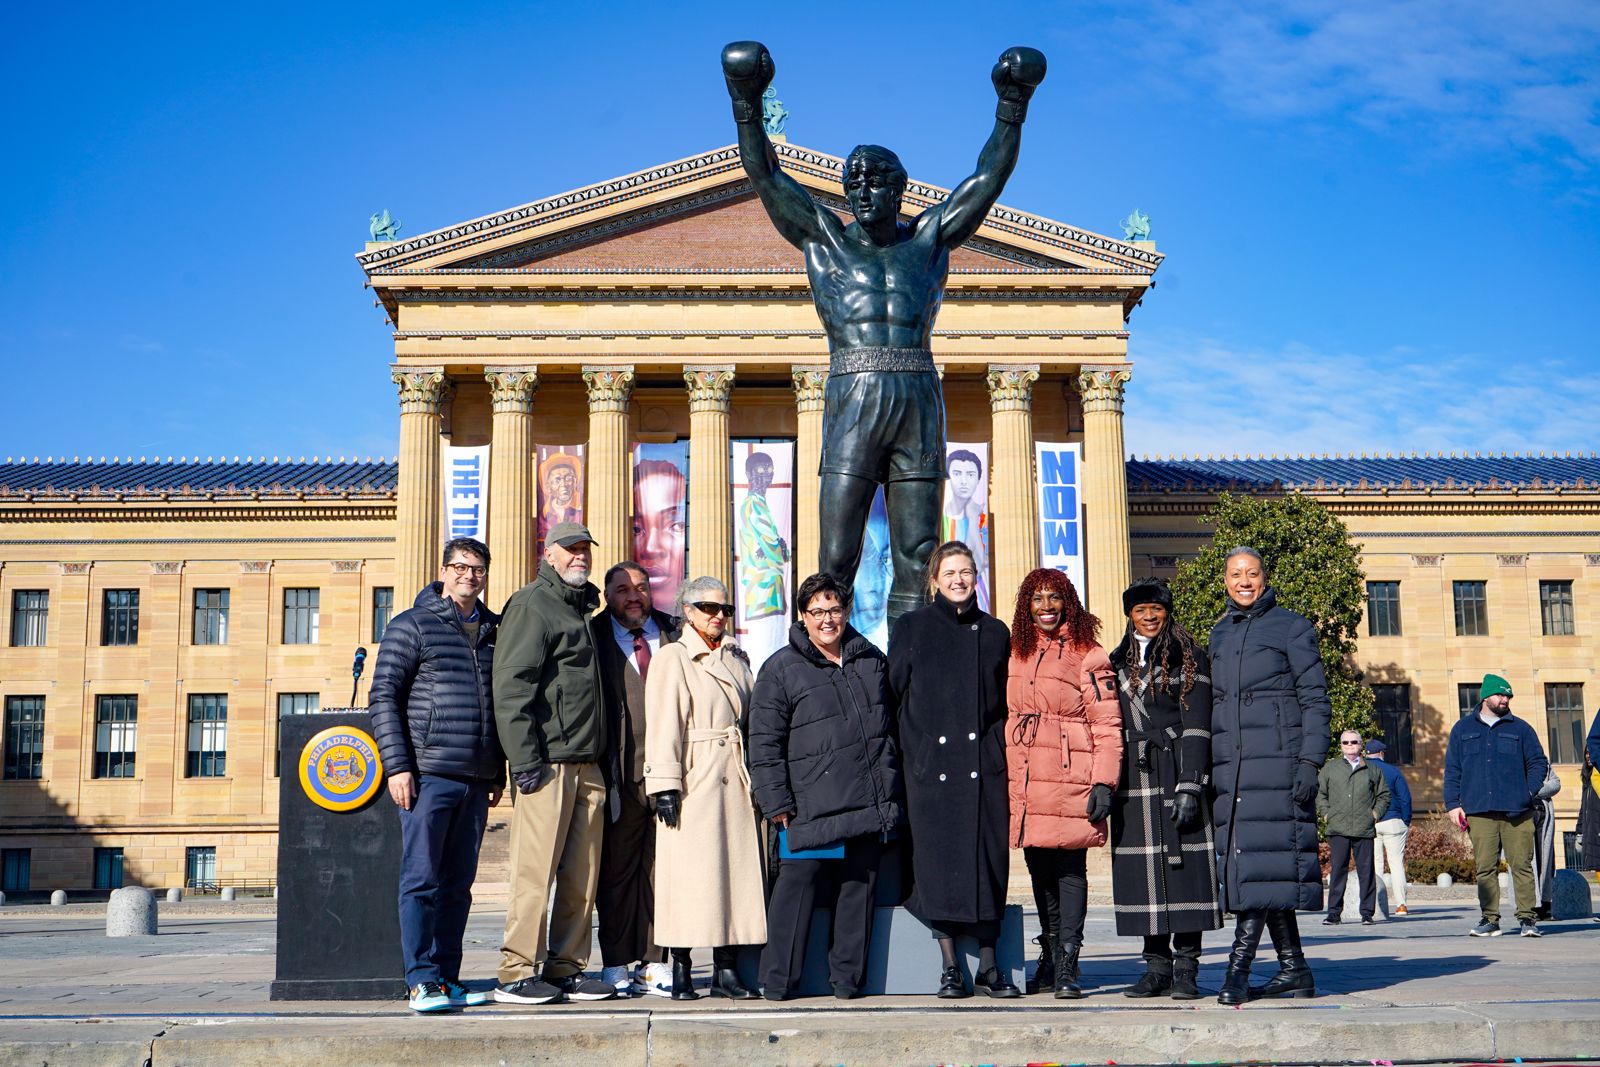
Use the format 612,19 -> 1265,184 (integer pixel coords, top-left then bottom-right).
850,487 -> 892,652
441,444 -> 490,542
1034,441 -> 1086,598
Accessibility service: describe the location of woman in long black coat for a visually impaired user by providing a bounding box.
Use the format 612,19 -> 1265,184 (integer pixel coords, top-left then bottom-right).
1107,579 -> 1221,1001
888,541 -> 1016,998
1208,547 -> 1331,1005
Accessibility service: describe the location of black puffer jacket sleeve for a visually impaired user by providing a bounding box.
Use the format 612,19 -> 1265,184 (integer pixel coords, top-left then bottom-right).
749,654 -> 797,819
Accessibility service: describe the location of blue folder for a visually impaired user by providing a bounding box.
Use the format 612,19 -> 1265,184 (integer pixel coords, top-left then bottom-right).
777,827 -> 845,860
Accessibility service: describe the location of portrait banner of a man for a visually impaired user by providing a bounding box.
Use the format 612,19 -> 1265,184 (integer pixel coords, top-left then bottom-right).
535,444 -> 585,560
941,441 -> 991,612
631,441 -> 689,615
731,440 -> 794,673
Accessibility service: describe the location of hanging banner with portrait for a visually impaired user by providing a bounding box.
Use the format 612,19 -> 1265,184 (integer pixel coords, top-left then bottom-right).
1035,441 -> 1087,598
632,441 -> 690,615
534,445 -> 586,560
441,444 -> 490,542
942,442 -> 992,612
731,440 -> 795,674
849,486 -> 893,652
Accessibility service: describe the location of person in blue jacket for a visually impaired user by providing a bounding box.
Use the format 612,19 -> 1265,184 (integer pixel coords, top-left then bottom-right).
1363,739 -> 1413,915
1443,673 -> 1550,938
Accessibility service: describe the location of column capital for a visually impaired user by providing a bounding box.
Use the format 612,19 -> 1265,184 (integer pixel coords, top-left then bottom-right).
582,365 -> 636,412
986,364 -> 1041,412
1075,365 -> 1133,415
791,364 -> 829,413
684,365 -> 736,413
392,367 -> 451,414
485,367 -> 540,414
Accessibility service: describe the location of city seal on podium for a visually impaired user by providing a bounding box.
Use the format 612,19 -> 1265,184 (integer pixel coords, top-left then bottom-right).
298,725 -> 384,812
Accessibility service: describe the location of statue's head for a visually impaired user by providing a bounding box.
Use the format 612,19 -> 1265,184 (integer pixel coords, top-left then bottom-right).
844,144 -> 907,227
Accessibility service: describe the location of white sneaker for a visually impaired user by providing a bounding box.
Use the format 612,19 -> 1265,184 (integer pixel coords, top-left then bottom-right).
633,962 -> 673,998
601,965 -> 633,995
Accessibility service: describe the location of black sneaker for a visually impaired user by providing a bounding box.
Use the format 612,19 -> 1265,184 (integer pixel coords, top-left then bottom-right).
1361,917 -> 1377,926
1321,916 -> 1341,925
1520,920 -> 1542,938
549,973 -> 618,1001
493,977 -> 566,1004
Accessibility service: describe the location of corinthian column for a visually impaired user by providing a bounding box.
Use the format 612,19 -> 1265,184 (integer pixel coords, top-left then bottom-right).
1076,365 -> 1133,624
583,366 -> 636,582
791,365 -> 828,578
987,364 -> 1041,617
485,367 -> 539,606
394,367 -> 452,597
685,366 -> 736,590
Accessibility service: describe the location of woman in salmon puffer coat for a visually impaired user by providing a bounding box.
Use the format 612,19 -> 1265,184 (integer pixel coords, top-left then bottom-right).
1005,568 -> 1123,998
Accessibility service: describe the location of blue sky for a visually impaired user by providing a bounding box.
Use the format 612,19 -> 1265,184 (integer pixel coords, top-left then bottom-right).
3,0 -> 1596,462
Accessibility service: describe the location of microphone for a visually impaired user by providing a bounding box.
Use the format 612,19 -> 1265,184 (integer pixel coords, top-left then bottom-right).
351,647 -> 368,705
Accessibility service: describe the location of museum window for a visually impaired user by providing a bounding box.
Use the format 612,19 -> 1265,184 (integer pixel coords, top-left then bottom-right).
1,848 -> 29,892
185,846 -> 217,890
193,589 -> 229,645
274,692 -> 320,777
100,589 -> 140,646
1458,683 -> 1481,719
372,587 -> 394,642
9,590 -> 48,647
3,696 -> 45,780
93,847 -> 124,890
1545,683 -> 1586,764
92,695 -> 138,779
282,588 -> 320,645
1539,580 -> 1575,636
1366,581 -> 1401,637
1452,580 -> 1488,636
1370,683 -> 1414,765
185,694 -> 228,778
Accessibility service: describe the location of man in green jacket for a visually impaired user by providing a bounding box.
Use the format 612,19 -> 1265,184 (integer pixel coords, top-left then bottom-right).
1318,730 -> 1391,926
492,523 -> 616,1005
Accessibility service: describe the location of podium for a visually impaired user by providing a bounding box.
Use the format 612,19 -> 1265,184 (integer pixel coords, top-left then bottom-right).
270,709 -> 406,1001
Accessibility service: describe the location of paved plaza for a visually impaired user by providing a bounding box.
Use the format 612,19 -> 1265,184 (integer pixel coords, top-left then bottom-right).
3,890 -> 1599,1066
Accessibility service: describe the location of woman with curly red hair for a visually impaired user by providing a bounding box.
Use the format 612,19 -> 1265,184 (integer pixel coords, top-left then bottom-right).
1005,568 -> 1122,998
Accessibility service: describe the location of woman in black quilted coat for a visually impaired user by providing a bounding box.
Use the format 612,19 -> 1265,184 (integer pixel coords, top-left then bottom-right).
1207,547 -> 1331,1005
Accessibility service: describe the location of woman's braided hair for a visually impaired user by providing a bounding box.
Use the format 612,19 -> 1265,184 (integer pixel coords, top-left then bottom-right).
1010,568 -> 1099,659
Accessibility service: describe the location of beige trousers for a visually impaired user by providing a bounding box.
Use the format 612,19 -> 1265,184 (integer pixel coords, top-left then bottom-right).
1373,817 -> 1409,907
499,762 -> 607,983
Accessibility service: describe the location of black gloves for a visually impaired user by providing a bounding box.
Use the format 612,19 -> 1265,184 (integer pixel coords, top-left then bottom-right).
654,790 -> 682,828
1171,791 -> 1200,831
1085,783 -> 1113,823
1292,761 -> 1318,806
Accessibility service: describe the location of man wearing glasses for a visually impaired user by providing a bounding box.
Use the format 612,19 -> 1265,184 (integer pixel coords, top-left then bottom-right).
1317,731 -> 1390,927
368,537 -> 504,1013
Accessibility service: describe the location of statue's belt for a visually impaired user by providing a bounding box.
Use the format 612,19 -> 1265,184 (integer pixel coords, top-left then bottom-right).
829,347 -> 936,375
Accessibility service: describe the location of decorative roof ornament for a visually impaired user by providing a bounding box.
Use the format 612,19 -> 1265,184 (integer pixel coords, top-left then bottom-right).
1121,208 -> 1151,241
761,86 -> 789,137
369,210 -> 402,242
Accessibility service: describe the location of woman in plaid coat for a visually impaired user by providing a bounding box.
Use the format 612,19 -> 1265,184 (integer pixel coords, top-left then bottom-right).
1107,579 -> 1221,1001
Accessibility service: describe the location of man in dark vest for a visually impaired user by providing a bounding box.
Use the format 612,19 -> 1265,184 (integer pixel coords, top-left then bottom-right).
591,561 -> 681,997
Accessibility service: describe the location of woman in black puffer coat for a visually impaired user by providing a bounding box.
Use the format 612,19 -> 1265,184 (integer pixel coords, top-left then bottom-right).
749,572 -> 904,1000
1208,547 -> 1331,1005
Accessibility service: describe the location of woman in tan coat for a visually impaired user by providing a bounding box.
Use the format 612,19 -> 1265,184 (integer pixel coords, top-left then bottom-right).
643,576 -> 767,1000
1005,568 -> 1122,998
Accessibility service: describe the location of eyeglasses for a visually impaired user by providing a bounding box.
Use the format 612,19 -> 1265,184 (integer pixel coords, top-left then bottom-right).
445,562 -> 487,577
690,601 -> 735,617
804,607 -> 845,621
1341,740 -> 1363,746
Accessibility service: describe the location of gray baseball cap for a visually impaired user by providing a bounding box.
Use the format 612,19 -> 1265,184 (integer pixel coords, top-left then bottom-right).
548,522 -> 597,548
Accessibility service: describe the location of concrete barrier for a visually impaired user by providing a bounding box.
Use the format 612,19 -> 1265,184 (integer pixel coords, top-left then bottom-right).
167,887 -> 183,903
221,887 -> 236,902
1552,868 -> 1593,919
1337,869 -> 1390,921
49,890 -> 67,906
107,886 -> 158,936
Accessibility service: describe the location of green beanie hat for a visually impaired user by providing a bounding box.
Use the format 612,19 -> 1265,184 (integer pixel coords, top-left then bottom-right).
1480,673 -> 1514,700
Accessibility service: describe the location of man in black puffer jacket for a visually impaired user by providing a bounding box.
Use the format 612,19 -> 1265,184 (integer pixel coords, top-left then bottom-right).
368,537 -> 502,1013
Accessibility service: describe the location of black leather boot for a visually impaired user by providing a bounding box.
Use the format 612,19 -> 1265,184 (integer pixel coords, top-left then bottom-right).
1053,942 -> 1082,999
974,964 -> 1022,998
710,946 -> 757,1000
670,948 -> 699,1001
1026,933 -> 1054,995
1170,957 -> 1201,1000
1123,955 -> 1173,998
1249,910 -> 1316,999
1217,910 -> 1265,1005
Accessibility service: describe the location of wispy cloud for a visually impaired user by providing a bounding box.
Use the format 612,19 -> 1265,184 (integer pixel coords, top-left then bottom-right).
116,334 -> 165,353
1124,329 -> 1600,458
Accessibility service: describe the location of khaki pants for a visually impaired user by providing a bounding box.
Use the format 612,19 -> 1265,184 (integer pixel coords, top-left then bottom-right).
499,762 -> 607,983
1373,817 -> 1409,908
1467,811 -> 1535,925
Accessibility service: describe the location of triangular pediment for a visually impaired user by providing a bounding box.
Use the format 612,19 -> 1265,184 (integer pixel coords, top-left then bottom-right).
356,142 -> 1162,276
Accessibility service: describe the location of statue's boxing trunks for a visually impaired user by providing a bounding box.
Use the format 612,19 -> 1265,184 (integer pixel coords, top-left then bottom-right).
819,347 -> 947,483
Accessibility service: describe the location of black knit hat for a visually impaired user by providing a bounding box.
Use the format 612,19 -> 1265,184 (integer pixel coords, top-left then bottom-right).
1122,578 -> 1174,616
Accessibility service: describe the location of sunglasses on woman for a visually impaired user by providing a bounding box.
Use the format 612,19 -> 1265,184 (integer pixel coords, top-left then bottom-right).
691,601 -> 736,617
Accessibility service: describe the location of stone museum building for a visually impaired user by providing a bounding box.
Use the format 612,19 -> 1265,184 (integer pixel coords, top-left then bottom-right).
1,142 -> 1596,893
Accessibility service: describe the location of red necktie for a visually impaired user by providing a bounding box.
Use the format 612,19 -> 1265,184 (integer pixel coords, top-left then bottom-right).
630,628 -> 651,681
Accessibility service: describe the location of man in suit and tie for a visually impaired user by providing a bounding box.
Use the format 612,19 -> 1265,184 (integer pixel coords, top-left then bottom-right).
591,561 -> 682,996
